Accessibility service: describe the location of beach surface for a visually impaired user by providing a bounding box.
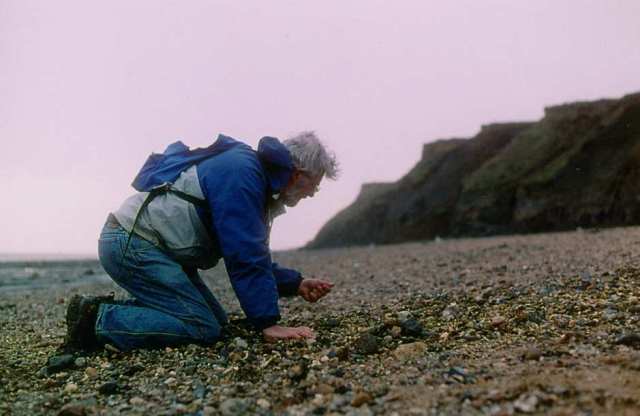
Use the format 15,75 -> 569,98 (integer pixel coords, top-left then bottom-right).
3,226 -> 640,415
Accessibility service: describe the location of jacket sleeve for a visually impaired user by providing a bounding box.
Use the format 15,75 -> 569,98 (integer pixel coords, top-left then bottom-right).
201,163 -> 281,330
272,262 -> 303,297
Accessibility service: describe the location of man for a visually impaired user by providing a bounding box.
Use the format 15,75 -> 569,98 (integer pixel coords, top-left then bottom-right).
63,131 -> 338,352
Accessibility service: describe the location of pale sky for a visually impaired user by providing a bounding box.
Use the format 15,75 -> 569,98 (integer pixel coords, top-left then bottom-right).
1,0 -> 639,255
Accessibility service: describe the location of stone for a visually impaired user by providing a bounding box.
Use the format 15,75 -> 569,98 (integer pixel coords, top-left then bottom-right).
84,367 -> 98,378
98,380 -> 119,395
194,381 -> 207,399
288,363 -> 307,381
523,347 -> 542,361
351,392 -> 373,407
390,326 -> 402,338
316,383 -> 335,395
202,406 -> 216,416
64,382 -> 79,394
392,342 -> 427,361
615,333 -> 640,348
490,316 -> 506,327
129,397 -> 146,406
73,357 -> 87,368
441,303 -> 460,321
219,398 -> 249,416
57,403 -> 86,416
232,337 -> 248,350
354,333 -> 380,355
400,318 -> 424,336
397,311 -> 411,322
513,394 -> 538,413
256,398 -> 271,409
47,354 -> 75,374
603,308 -> 619,321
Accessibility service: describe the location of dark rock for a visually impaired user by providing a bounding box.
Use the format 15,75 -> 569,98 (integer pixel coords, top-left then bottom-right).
614,333 -> 640,348
354,333 -> 380,355
323,317 -> 341,328
46,354 -> 75,374
400,318 -> 424,336
98,380 -> 119,395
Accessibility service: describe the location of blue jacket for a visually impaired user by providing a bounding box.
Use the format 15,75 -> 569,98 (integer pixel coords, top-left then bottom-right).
126,134 -> 302,330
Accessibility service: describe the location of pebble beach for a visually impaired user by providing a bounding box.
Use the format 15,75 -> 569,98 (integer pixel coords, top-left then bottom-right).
3,226 -> 640,415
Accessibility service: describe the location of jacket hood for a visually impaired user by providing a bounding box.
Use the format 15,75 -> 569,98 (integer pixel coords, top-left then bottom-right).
257,136 -> 294,193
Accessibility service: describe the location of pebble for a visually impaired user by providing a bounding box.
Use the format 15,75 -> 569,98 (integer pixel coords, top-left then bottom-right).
288,363 -> 307,380
202,406 -> 216,416
98,381 -> 119,395
392,342 -> 427,361
46,354 -> 75,374
400,318 -> 424,336
354,333 -> 380,355
232,337 -> 249,350
256,398 -> 271,409
351,392 -> 373,407
513,393 -> 539,413
390,326 -> 402,338
57,403 -> 86,416
74,357 -> 87,368
129,397 -> 146,406
614,333 -> 640,347
316,383 -> 335,394
64,382 -> 78,394
84,367 -> 98,378
523,347 -> 543,361
491,316 -> 506,327
441,303 -> 460,321
219,398 -> 249,416
397,311 -> 411,321
603,308 -> 619,321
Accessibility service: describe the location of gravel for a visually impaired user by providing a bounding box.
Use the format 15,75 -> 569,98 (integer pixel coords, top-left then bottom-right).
3,225 -> 640,414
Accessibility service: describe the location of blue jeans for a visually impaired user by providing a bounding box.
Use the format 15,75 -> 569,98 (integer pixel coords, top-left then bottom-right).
96,217 -> 228,351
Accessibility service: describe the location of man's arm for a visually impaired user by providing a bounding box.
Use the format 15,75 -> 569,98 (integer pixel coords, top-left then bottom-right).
272,262 -> 303,297
201,162 -> 281,330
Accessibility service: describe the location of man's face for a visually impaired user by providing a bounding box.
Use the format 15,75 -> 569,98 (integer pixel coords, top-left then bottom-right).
281,170 -> 323,207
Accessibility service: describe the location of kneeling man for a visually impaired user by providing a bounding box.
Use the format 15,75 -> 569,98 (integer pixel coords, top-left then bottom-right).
63,131 -> 338,352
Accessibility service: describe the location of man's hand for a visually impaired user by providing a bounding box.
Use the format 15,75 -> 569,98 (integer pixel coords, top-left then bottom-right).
298,278 -> 334,303
262,325 -> 315,343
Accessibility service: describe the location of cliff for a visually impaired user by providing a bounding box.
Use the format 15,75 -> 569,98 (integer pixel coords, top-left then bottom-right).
308,92 -> 640,248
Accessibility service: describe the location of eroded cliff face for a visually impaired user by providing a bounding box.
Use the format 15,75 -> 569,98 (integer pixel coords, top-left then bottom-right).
308,92 -> 640,249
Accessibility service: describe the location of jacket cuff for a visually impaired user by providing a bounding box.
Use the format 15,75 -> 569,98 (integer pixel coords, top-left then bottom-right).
277,275 -> 304,297
250,314 -> 281,331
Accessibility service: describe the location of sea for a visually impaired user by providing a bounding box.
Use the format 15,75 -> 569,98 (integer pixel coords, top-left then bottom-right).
0,253 -> 111,294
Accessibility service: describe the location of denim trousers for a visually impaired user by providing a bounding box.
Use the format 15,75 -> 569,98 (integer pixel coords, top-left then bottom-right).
96,218 -> 228,351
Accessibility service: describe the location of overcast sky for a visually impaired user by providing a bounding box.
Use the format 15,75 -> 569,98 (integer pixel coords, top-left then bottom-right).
2,0 -> 639,256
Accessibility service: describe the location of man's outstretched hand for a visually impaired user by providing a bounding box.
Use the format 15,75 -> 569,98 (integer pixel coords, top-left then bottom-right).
298,278 -> 334,303
262,325 -> 315,343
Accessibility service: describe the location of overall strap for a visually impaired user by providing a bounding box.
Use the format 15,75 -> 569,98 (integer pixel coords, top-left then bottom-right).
122,183 -> 209,260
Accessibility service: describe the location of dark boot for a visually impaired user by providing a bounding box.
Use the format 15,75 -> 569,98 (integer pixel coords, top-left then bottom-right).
61,293 -> 114,353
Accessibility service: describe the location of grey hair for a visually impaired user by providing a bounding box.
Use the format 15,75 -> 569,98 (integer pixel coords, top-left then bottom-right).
283,131 -> 339,180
